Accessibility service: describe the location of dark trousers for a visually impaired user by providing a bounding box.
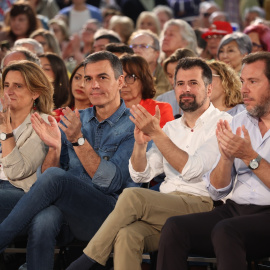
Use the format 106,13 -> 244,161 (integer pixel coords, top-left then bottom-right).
157,199 -> 270,270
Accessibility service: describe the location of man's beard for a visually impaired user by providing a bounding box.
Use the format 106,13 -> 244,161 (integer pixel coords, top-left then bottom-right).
245,92 -> 270,118
179,93 -> 206,112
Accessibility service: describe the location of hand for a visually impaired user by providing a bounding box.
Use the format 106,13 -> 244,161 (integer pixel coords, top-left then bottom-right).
129,104 -> 161,137
216,120 -> 253,162
0,93 -> 12,133
31,113 -> 61,149
58,107 -> 82,143
134,126 -> 151,145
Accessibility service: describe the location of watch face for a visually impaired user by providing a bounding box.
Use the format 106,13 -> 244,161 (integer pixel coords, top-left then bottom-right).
78,137 -> 85,146
0,133 -> 6,140
250,160 -> 259,170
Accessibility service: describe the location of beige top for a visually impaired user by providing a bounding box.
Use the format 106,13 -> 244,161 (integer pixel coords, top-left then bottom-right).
0,113 -> 49,192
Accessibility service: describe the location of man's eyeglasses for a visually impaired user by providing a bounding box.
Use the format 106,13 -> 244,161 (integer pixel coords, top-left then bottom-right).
129,44 -> 156,50
124,74 -> 137,84
203,12 -> 211,18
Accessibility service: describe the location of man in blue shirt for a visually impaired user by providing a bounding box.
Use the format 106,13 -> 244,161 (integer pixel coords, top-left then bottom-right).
157,51 -> 270,270
0,51 -> 135,270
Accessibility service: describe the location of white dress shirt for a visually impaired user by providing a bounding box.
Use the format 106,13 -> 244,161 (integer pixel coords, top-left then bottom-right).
129,103 -> 232,197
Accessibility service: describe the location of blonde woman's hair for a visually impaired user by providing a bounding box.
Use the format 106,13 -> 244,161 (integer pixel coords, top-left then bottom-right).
2,60 -> 54,114
208,60 -> 243,107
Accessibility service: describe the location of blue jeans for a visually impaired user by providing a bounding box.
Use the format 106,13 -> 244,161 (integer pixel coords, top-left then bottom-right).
0,181 -> 68,270
0,167 -> 117,269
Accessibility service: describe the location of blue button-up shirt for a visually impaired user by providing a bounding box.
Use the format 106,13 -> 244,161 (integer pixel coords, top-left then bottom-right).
205,110 -> 270,205
60,101 -> 135,196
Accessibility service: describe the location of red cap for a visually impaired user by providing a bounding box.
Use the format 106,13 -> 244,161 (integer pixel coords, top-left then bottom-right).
202,21 -> 233,40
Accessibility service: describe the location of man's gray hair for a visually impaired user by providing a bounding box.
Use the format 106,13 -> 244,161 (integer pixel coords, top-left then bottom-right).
14,38 -> 44,55
161,19 -> 198,54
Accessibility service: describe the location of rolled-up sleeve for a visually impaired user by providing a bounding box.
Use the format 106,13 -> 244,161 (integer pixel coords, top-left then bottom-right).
202,156 -> 236,200
129,142 -> 164,183
181,135 -> 220,183
92,132 -> 135,194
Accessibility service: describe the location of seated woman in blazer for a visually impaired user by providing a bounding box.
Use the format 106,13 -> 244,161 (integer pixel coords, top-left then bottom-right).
0,60 -> 54,224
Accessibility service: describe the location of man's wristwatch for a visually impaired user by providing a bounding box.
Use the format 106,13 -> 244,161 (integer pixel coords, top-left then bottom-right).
249,154 -> 262,170
0,132 -> 13,141
72,136 -> 85,146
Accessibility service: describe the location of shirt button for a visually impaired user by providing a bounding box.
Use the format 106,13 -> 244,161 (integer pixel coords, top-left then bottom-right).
186,145 -> 189,148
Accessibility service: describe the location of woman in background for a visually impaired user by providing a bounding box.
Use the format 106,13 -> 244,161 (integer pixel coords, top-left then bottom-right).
217,32 -> 252,74
208,60 -> 245,116
39,52 -> 70,109
0,2 -> 38,47
120,54 -> 174,128
53,62 -> 92,122
30,28 -> 61,57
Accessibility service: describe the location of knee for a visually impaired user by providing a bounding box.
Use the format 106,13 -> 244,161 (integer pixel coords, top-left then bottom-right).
161,217 -> 184,245
211,220 -> 240,246
28,206 -> 64,238
115,227 -> 144,251
34,168 -> 67,188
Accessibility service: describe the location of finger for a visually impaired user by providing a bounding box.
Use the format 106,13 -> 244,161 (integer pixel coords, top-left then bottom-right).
136,104 -> 151,118
59,115 -> 71,128
154,105 -> 160,120
74,108 -> 80,118
58,121 -> 67,132
242,125 -> 251,141
236,126 -> 242,137
48,115 -> 58,127
224,120 -> 232,132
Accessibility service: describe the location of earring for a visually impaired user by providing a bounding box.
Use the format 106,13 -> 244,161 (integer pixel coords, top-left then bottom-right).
33,100 -> 37,110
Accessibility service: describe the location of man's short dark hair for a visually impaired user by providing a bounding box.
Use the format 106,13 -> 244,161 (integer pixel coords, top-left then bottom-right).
242,51 -> 270,83
174,57 -> 212,87
84,51 -> 123,79
105,43 -> 134,55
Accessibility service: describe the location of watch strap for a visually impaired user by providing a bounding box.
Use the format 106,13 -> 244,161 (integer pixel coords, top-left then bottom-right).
1,132 -> 13,141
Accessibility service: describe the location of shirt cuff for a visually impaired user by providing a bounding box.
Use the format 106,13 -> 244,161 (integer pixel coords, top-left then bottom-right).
92,158 -> 116,188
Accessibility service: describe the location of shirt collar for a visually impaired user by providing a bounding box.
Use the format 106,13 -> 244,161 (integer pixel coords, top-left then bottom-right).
87,99 -> 129,126
180,103 -> 216,127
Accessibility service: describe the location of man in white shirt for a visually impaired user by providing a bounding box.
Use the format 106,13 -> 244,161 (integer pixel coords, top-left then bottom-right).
157,52 -> 270,270
66,57 -> 231,270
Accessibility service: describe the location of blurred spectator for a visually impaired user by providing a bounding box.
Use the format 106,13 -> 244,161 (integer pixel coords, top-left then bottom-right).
115,0 -> 169,24
58,0 -> 102,35
136,11 -> 160,36
14,38 -> 44,55
1,47 -> 40,72
244,23 -> 270,52
215,0 -> 260,30
129,29 -> 171,97
167,0 -> 201,24
217,32 -> 252,73
62,19 -> 100,64
105,42 -> 134,57
49,18 -> 70,52
160,19 -> 198,58
200,21 -> 233,60
101,5 -> 122,29
39,52 -> 70,109
93,28 -> 121,52
193,1 -> 220,29
243,6 -> 266,28
23,0 -> 59,19
30,29 -> 61,56
0,2 -> 39,47
153,5 -> 173,30
209,11 -> 228,24
109,15 -> 134,44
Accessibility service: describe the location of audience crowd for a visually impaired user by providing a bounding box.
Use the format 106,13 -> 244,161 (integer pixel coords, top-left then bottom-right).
0,1 -> 270,270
